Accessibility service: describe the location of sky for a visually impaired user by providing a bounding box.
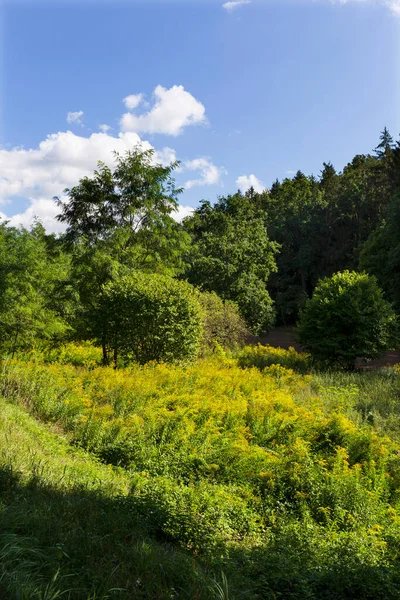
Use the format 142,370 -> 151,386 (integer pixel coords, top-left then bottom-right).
0,0 -> 399,231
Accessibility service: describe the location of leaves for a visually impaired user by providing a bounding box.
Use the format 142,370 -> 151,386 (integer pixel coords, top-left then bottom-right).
296,271 -> 397,369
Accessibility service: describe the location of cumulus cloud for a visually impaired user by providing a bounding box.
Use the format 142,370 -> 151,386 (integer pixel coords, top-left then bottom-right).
0,133 -> 211,232
173,204 -> 195,222
123,94 -> 144,110
3,199 -> 67,233
223,0 -> 251,11
236,174 -> 264,194
0,84 -> 215,231
120,85 -> 207,136
66,111 -> 84,125
0,130 -> 145,204
184,158 -> 226,190
0,130 -> 180,231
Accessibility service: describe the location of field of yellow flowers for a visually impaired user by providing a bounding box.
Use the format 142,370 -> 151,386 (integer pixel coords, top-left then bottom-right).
1,343 -> 400,598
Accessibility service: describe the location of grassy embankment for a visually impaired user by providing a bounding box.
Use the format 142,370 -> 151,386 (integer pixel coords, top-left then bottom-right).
1,343 -> 400,599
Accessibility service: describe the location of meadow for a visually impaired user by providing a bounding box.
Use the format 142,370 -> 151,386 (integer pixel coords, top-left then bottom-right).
1,343 -> 400,599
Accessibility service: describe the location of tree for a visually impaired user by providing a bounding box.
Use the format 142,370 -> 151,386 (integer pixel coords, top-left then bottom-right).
0,222 -> 70,355
374,127 -> 394,159
296,271 -> 396,370
360,193 -> 400,311
197,291 -> 249,354
55,148 -> 191,347
93,273 -> 203,366
56,147 -> 190,276
183,193 -> 278,334
265,171 -> 327,323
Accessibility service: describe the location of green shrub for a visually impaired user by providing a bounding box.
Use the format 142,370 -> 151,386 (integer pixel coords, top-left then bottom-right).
95,272 -> 203,366
296,271 -> 396,370
198,291 -> 249,354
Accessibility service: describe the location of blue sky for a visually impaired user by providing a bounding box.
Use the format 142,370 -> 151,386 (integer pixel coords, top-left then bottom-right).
0,0 -> 399,230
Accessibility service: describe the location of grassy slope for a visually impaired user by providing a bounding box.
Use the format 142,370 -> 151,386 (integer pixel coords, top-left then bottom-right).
0,398 -> 218,600
2,346 -> 400,599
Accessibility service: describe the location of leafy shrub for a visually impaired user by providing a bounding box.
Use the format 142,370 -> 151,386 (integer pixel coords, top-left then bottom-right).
237,343 -> 310,373
198,291 -> 249,354
96,272 -> 203,365
296,271 -> 396,370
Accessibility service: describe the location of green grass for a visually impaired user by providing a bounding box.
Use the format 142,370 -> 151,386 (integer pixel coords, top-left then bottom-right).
1,347 -> 400,599
312,367 -> 400,439
0,398 -> 225,599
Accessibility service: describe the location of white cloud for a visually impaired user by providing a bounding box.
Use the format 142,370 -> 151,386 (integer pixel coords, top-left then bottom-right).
3,199 -> 67,233
223,0 -> 251,11
383,0 -> 400,13
66,111 -> 84,125
184,158 -> 226,189
123,94 -> 144,110
0,130 -> 146,204
389,0 -> 400,14
0,83 -> 214,231
236,174 -> 264,194
0,130 -> 180,231
173,204 -> 195,222
120,85 -> 207,136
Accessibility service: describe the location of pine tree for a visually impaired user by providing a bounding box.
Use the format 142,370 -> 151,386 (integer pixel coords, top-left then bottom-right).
374,127 -> 394,158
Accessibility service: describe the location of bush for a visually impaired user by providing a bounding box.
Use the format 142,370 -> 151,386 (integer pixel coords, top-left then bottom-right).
96,273 -> 203,366
198,291 -> 249,354
296,271 -> 396,370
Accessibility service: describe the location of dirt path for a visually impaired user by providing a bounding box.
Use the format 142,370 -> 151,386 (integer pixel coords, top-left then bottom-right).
249,326 -> 400,369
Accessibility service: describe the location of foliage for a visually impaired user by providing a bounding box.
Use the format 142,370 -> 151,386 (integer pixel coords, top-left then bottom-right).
264,170 -> 327,323
0,222 -> 71,355
197,291 -> 249,354
56,147 -> 190,276
183,192 -> 278,334
0,398 -> 222,600
54,148 -> 192,347
360,193 -> 400,312
2,351 -> 400,597
93,272 -> 203,366
43,341 -> 103,369
237,343 -> 311,373
296,271 -> 396,369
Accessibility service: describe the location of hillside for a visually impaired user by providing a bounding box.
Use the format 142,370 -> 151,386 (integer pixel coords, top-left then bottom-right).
1,345 -> 400,599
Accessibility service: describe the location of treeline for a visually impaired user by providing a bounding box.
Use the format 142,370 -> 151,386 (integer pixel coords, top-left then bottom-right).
1,129 -> 399,361
184,127 -> 400,325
